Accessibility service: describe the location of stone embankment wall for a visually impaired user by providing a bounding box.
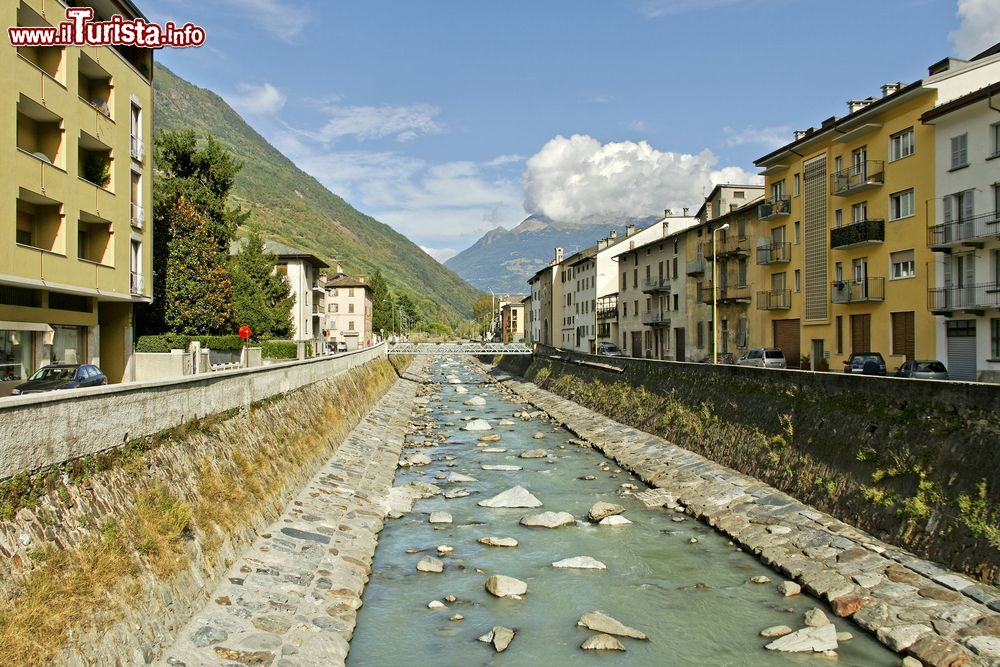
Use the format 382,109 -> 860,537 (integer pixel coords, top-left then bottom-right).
498,348 -> 1000,585
0,355 -> 407,666
0,343 -> 386,480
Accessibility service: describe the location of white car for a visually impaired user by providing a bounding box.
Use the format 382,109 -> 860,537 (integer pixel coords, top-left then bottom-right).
737,348 -> 787,369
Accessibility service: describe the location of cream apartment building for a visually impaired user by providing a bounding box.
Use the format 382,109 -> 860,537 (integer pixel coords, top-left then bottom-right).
325,267 -> 373,350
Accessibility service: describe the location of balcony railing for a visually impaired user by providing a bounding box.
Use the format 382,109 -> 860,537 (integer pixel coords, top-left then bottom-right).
927,210 -> 1000,251
641,312 -> 670,327
686,257 -> 705,275
130,202 -> 144,229
831,160 -> 884,195
831,277 -> 885,303
130,136 -> 144,162
700,284 -> 752,304
929,282 -> 1000,313
757,289 -> 791,310
758,196 -> 791,220
641,277 -> 672,293
831,218 -> 884,249
704,237 -> 750,259
756,242 -> 791,265
130,270 -> 144,295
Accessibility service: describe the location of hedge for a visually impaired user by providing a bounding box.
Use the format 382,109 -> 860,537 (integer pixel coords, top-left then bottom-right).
260,341 -> 297,359
135,334 -> 245,353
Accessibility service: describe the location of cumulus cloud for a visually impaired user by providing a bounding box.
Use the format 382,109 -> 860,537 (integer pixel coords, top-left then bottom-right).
723,125 -> 794,150
223,0 -> 307,41
950,0 -> 1000,58
522,134 -> 760,223
228,82 -> 286,116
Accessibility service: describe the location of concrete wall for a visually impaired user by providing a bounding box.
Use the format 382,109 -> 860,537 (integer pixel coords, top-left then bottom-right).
0,343 -> 386,480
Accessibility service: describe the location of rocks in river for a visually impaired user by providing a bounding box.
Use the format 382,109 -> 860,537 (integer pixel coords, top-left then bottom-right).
478,626 -> 516,652
485,575 -> 528,598
581,634 -> 625,651
478,536 -> 518,548
803,608 -> 829,627
450,614 -> 464,622
579,475 -> 596,481
447,472 -> 478,483
437,545 -> 453,554
599,515 -> 632,526
498,419 -> 515,426
444,489 -> 470,499
401,453 -> 432,467
587,501 -> 625,522
429,512 -> 453,524
760,625 -> 793,638
532,432 -> 545,439
777,581 -> 801,597
478,485 -> 542,508
427,600 -> 445,609
552,556 -> 606,570
463,419 -> 492,431
577,611 -> 647,640
481,447 -> 507,453
463,396 -> 487,406
478,433 -> 502,442
482,464 -> 523,472
519,511 -> 576,528
765,624 -> 837,653
454,386 -> 468,394
416,556 -> 444,573
750,575 -> 771,584
519,449 -> 547,459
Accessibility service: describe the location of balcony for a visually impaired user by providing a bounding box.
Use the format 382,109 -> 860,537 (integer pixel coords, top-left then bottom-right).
642,312 -> 670,327
686,257 -> 705,276
756,242 -> 791,265
130,271 -> 144,296
704,237 -> 750,260
929,282 -> 1000,315
596,295 -> 618,320
831,277 -> 885,304
641,277 -> 672,294
758,197 -> 791,220
130,202 -> 144,229
757,289 -> 792,310
831,160 -> 884,196
927,210 -> 1000,252
79,132 -> 113,190
700,284 -> 752,305
831,219 -> 884,250
130,136 -> 145,163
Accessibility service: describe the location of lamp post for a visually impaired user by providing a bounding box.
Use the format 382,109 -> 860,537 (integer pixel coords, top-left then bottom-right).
488,288 -> 496,341
712,222 -> 730,365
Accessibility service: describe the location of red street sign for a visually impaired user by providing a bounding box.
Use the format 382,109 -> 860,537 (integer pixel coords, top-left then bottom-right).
238,325 -> 252,340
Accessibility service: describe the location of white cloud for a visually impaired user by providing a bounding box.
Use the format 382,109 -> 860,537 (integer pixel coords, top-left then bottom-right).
420,246 -> 458,263
723,125 -> 794,150
228,82 -> 286,116
307,103 -> 444,144
628,119 -> 651,132
632,0 -> 749,18
522,134 -> 760,223
484,154 -> 526,167
950,0 -> 1000,58
223,0 -> 307,41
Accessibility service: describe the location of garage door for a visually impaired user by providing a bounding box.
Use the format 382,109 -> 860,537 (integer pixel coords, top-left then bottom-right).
946,320 -> 977,381
773,319 -> 801,368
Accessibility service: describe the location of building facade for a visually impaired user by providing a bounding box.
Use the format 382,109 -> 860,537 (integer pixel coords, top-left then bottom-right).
325,268 -> 373,351
263,241 -> 327,354
500,300 -> 525,343
1,0 -> 154,393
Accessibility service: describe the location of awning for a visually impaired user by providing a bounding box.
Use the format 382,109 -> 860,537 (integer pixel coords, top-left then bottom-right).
0,321 -> 53,333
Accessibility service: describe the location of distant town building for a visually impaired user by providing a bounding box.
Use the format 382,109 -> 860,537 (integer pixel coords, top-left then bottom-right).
500,300 -> 526,343
324,263 -> 373,350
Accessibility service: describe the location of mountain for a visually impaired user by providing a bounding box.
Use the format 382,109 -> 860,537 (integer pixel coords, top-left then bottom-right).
152,63 -> 479,323
446,215 -> 657,293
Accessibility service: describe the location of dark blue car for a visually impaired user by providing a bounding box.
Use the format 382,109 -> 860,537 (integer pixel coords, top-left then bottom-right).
11,364 -> 107,395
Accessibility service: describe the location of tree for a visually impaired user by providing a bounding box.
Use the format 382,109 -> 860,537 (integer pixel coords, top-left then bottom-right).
138,129 -> 247,336
230,228 -> 294,339
472,294 -> 494,322
397,294 -> 419,332
163,198 -> 235,335
369,269 -> 393,334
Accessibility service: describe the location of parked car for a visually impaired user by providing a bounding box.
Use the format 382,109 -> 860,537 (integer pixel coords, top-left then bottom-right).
11,363 -> 107,395
894,359 -> 949,380
596,342 -> 623,357
737,348 -> 787,369
843,352 -> 887,375
337,341 -> 349,353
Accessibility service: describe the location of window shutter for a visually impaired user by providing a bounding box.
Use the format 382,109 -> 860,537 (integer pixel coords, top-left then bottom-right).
943,196 -> 954,224
944,256 -> 953,288
962,189 -> 975,220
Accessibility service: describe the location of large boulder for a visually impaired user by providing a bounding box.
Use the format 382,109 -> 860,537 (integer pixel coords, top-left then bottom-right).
519,449 -> 547,459
581,634 -> 625,651
463,419 -> 492,431
416,556 -> 444,573
463,396 -> 487,406
587,501 -> 625,522
598,515 -> 632,526
482,464 -> 523,471
478,536 -> 518,548
447,472 -> 478,483
765,624 -> 838,653
428,512 -> 453,524
578,611 -> 647,640
479,486 -> 542,508
552,556 -> 606,570
478,626 -> 516,652
485,574 -> 527,598
519,511 -> 576,528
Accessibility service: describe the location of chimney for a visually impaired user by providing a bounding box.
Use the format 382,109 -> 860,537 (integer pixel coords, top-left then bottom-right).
609,229 -> 618,239
794,129 -> 809,140
880,82 -> 902,98
683,207 -> 689,216
705,201 -> 713,219
335,261 -> 344,275
626,224 -> 637,237
555,247 -> 564,263
597,239 -> 608,251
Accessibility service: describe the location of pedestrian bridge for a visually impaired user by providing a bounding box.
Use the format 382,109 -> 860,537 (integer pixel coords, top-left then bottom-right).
386,342 -> 533,355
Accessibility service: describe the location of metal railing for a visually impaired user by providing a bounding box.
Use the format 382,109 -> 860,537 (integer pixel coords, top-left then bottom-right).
757,289 -> 791,310
686,257 -> 705,275
758,196 -> 791,219
130,202 -> 144,229
831,277 -> 885,303
756,242 -> 791,265
831,218 -> 884,249
928,282 -> 1000,312
704,237 -> 750,259
831,160 -> 884,195
641,312 -> 670,326
641,277 -> 672,293
130,270 -> 144,295
927,210 -> 1000,249
700,284 -> 752,304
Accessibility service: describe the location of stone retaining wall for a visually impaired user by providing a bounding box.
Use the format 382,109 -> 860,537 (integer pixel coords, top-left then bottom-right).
497,349 -> 1000,587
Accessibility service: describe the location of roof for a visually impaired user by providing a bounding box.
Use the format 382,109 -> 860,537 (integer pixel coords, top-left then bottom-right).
325,274 -> 370,290
972,41 -> 1000,62
568,247 -> 598,266
231,237 -> 329,268
920,81 -> 1000,122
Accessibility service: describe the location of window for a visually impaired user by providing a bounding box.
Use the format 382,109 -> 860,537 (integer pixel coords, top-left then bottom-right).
672,257 -> 678,279
771,180 -> 785,200
738,257 -> 748,286
991,123 -> 1000,159
673,239 -> 679,254
737,317 -> 748,347
890,189 -> 914,220
348,288 -> 355,297
836,315 -> 843,354
349,321 -> 355,331
951,133 -> 968,169
696,321 -> 704,348
891,249 -> 915,279
835,209 -> 843,228
793,173 -> 800,197
721,319 -> 729,354
673,294 -> 678,310
734,191 -> 744,199
993,319 -> 1000,359
851,202 -> 867,223
794,269 -> 801,292
943,189 -> 975,223
889,127 -> 914,161
623,301 -> 628,316
794,221 -> 801,244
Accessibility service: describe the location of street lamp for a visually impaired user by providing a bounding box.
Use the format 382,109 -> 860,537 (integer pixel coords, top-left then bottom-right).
712,222 -> 730,365
488,288 -> 496,341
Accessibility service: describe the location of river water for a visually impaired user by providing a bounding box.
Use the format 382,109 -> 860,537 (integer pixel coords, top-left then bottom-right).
347,359 -> 898,666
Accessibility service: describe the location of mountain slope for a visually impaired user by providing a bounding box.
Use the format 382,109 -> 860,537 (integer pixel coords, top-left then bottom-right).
446,215 -> 656,293
152,63 -> 479,323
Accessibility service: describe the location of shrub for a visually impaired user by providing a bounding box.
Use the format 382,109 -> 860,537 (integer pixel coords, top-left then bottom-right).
136,334 -> 245,353
261,340 -> 297,359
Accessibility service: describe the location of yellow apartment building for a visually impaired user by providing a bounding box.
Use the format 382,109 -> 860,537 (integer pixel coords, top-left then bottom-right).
754,49 -> 1000,372
1,0 -> 153,392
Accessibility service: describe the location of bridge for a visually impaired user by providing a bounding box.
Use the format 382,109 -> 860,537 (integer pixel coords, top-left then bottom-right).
386,341 -> 533,355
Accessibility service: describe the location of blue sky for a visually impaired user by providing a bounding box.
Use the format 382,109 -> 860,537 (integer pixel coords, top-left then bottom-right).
152,0 -> 999,261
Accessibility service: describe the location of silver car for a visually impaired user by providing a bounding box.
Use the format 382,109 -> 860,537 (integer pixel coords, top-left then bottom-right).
737,348 -> 787,369
894,360 -> 948,380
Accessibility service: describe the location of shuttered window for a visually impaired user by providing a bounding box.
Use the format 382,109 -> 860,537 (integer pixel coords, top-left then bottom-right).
951,134 -> 968,169
891,311 -> 915,360
803,156 -> 828,321
850,314 -> 871,353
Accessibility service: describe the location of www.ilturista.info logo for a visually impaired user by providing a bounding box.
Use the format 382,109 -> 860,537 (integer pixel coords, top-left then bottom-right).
8,7 -> 205,49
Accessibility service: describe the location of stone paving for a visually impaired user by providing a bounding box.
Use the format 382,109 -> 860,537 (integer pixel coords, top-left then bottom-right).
158,361 -> 426,667
488,366 -> 1000,667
